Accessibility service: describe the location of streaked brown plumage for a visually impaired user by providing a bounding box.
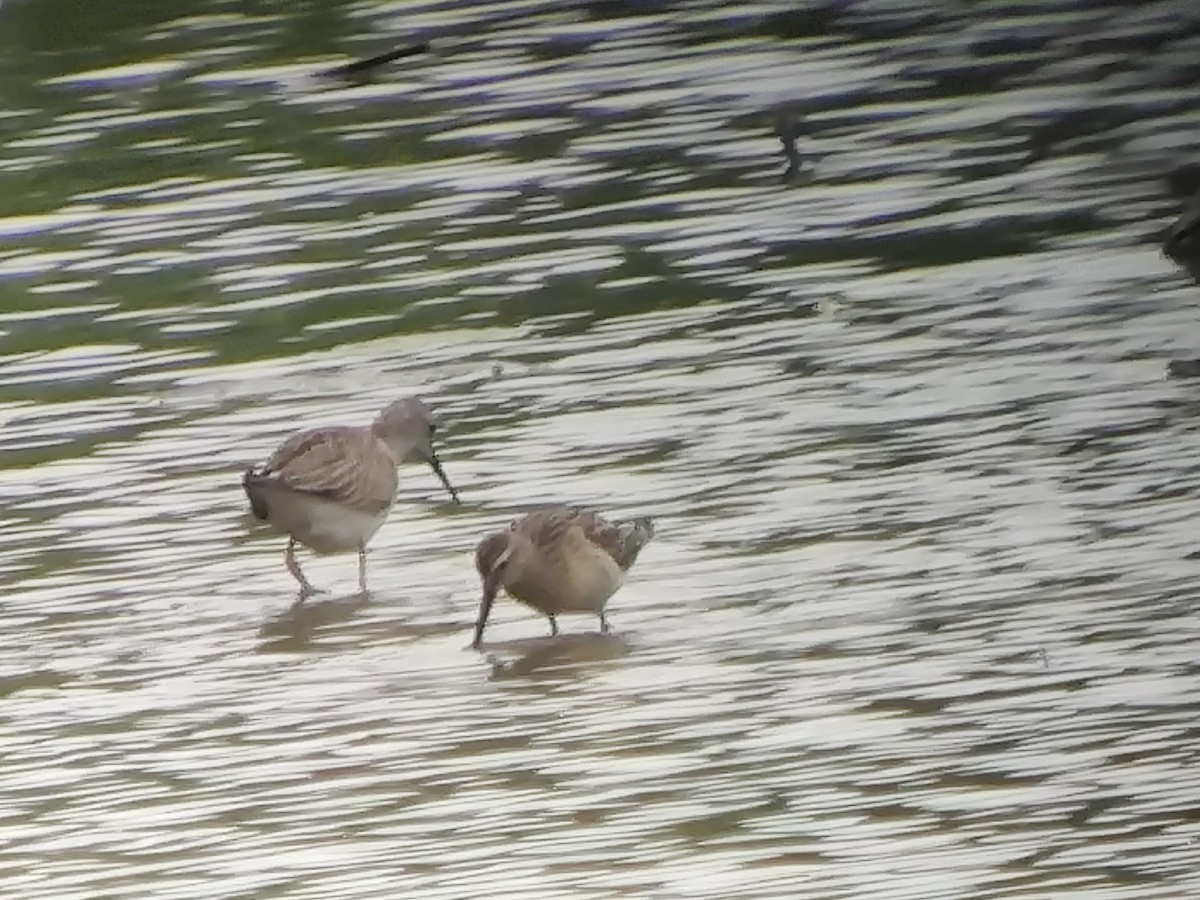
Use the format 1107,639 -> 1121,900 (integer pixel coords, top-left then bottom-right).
472,506 -> 654,647
243,397 -> 459,595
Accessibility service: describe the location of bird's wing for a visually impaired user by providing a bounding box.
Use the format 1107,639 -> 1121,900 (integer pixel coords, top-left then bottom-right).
258,427 -> 397,514
515,506 -> 653,571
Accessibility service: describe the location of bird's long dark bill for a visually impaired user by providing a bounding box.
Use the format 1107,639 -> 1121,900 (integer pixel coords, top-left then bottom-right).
472,580 -> 498,648
427,451 -> 460,503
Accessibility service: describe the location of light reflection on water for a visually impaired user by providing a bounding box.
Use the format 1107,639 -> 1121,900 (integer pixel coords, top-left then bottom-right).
1,0 -> 1200,897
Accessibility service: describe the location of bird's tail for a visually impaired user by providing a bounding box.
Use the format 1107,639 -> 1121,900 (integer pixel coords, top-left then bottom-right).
615,516 -> 655,568
242,469 -> 270,521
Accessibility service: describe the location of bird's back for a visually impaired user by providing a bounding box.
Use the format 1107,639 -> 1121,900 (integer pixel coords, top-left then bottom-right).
245,425 -> 398,517
514,506 -> 654,571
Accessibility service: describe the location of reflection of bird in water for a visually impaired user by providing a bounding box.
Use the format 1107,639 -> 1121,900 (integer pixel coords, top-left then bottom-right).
485,632 -> 632,679
317,42 -> 430,86
1164,190 -> 1200,283
243,397 -> 459,596
472,506 -> 655,647
257,591 -> 372,652
774,111 -> 806,184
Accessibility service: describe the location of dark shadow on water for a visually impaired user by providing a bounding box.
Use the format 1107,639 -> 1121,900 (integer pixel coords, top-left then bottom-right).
1167,358 -> 1200,379
257,590 -> 473,652
256,590 -> 371,652
477,632 -> 633,680
0,668 -> 74,698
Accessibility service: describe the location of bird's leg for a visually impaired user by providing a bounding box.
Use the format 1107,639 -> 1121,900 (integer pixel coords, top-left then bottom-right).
599,611 -> 610,634
548,615 -> 559,637
285,537 -> 315,598
358,546 -> 368,594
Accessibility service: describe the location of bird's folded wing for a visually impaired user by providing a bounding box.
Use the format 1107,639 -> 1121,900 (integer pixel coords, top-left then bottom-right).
263,427 -> 397,514
578,511 -> 652,570
514,506 -> 649,570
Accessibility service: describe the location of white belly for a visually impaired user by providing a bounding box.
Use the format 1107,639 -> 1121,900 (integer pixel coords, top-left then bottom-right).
259,484 -> 391,554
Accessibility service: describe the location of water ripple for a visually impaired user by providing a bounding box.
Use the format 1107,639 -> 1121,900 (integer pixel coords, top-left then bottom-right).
1,1 -> 1199,898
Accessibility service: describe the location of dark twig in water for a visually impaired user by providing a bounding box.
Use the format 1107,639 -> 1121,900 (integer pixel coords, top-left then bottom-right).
320,42 -> 430,84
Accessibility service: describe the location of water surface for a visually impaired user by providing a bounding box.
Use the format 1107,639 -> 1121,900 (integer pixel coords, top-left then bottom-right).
1,1 -> 1200,898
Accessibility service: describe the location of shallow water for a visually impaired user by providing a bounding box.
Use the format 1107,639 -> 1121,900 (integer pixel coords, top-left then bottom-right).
2,1 -> 1200,898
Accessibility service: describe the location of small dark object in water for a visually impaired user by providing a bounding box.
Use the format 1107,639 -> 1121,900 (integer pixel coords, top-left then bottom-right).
320,42 -> 429,85
1163,190 -> 1200,282
1166,357 -> 1200,379
774,112 -> 805,184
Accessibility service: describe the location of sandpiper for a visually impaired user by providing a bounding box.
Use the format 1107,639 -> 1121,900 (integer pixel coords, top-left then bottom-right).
472,506 -> 654,647
243,396 -> 459,595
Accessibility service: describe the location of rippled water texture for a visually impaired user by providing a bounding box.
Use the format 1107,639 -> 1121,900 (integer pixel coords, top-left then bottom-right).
2,1 -> 1200,897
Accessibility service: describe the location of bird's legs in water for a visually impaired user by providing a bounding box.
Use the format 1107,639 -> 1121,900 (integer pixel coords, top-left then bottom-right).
285,537 -> 315,598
